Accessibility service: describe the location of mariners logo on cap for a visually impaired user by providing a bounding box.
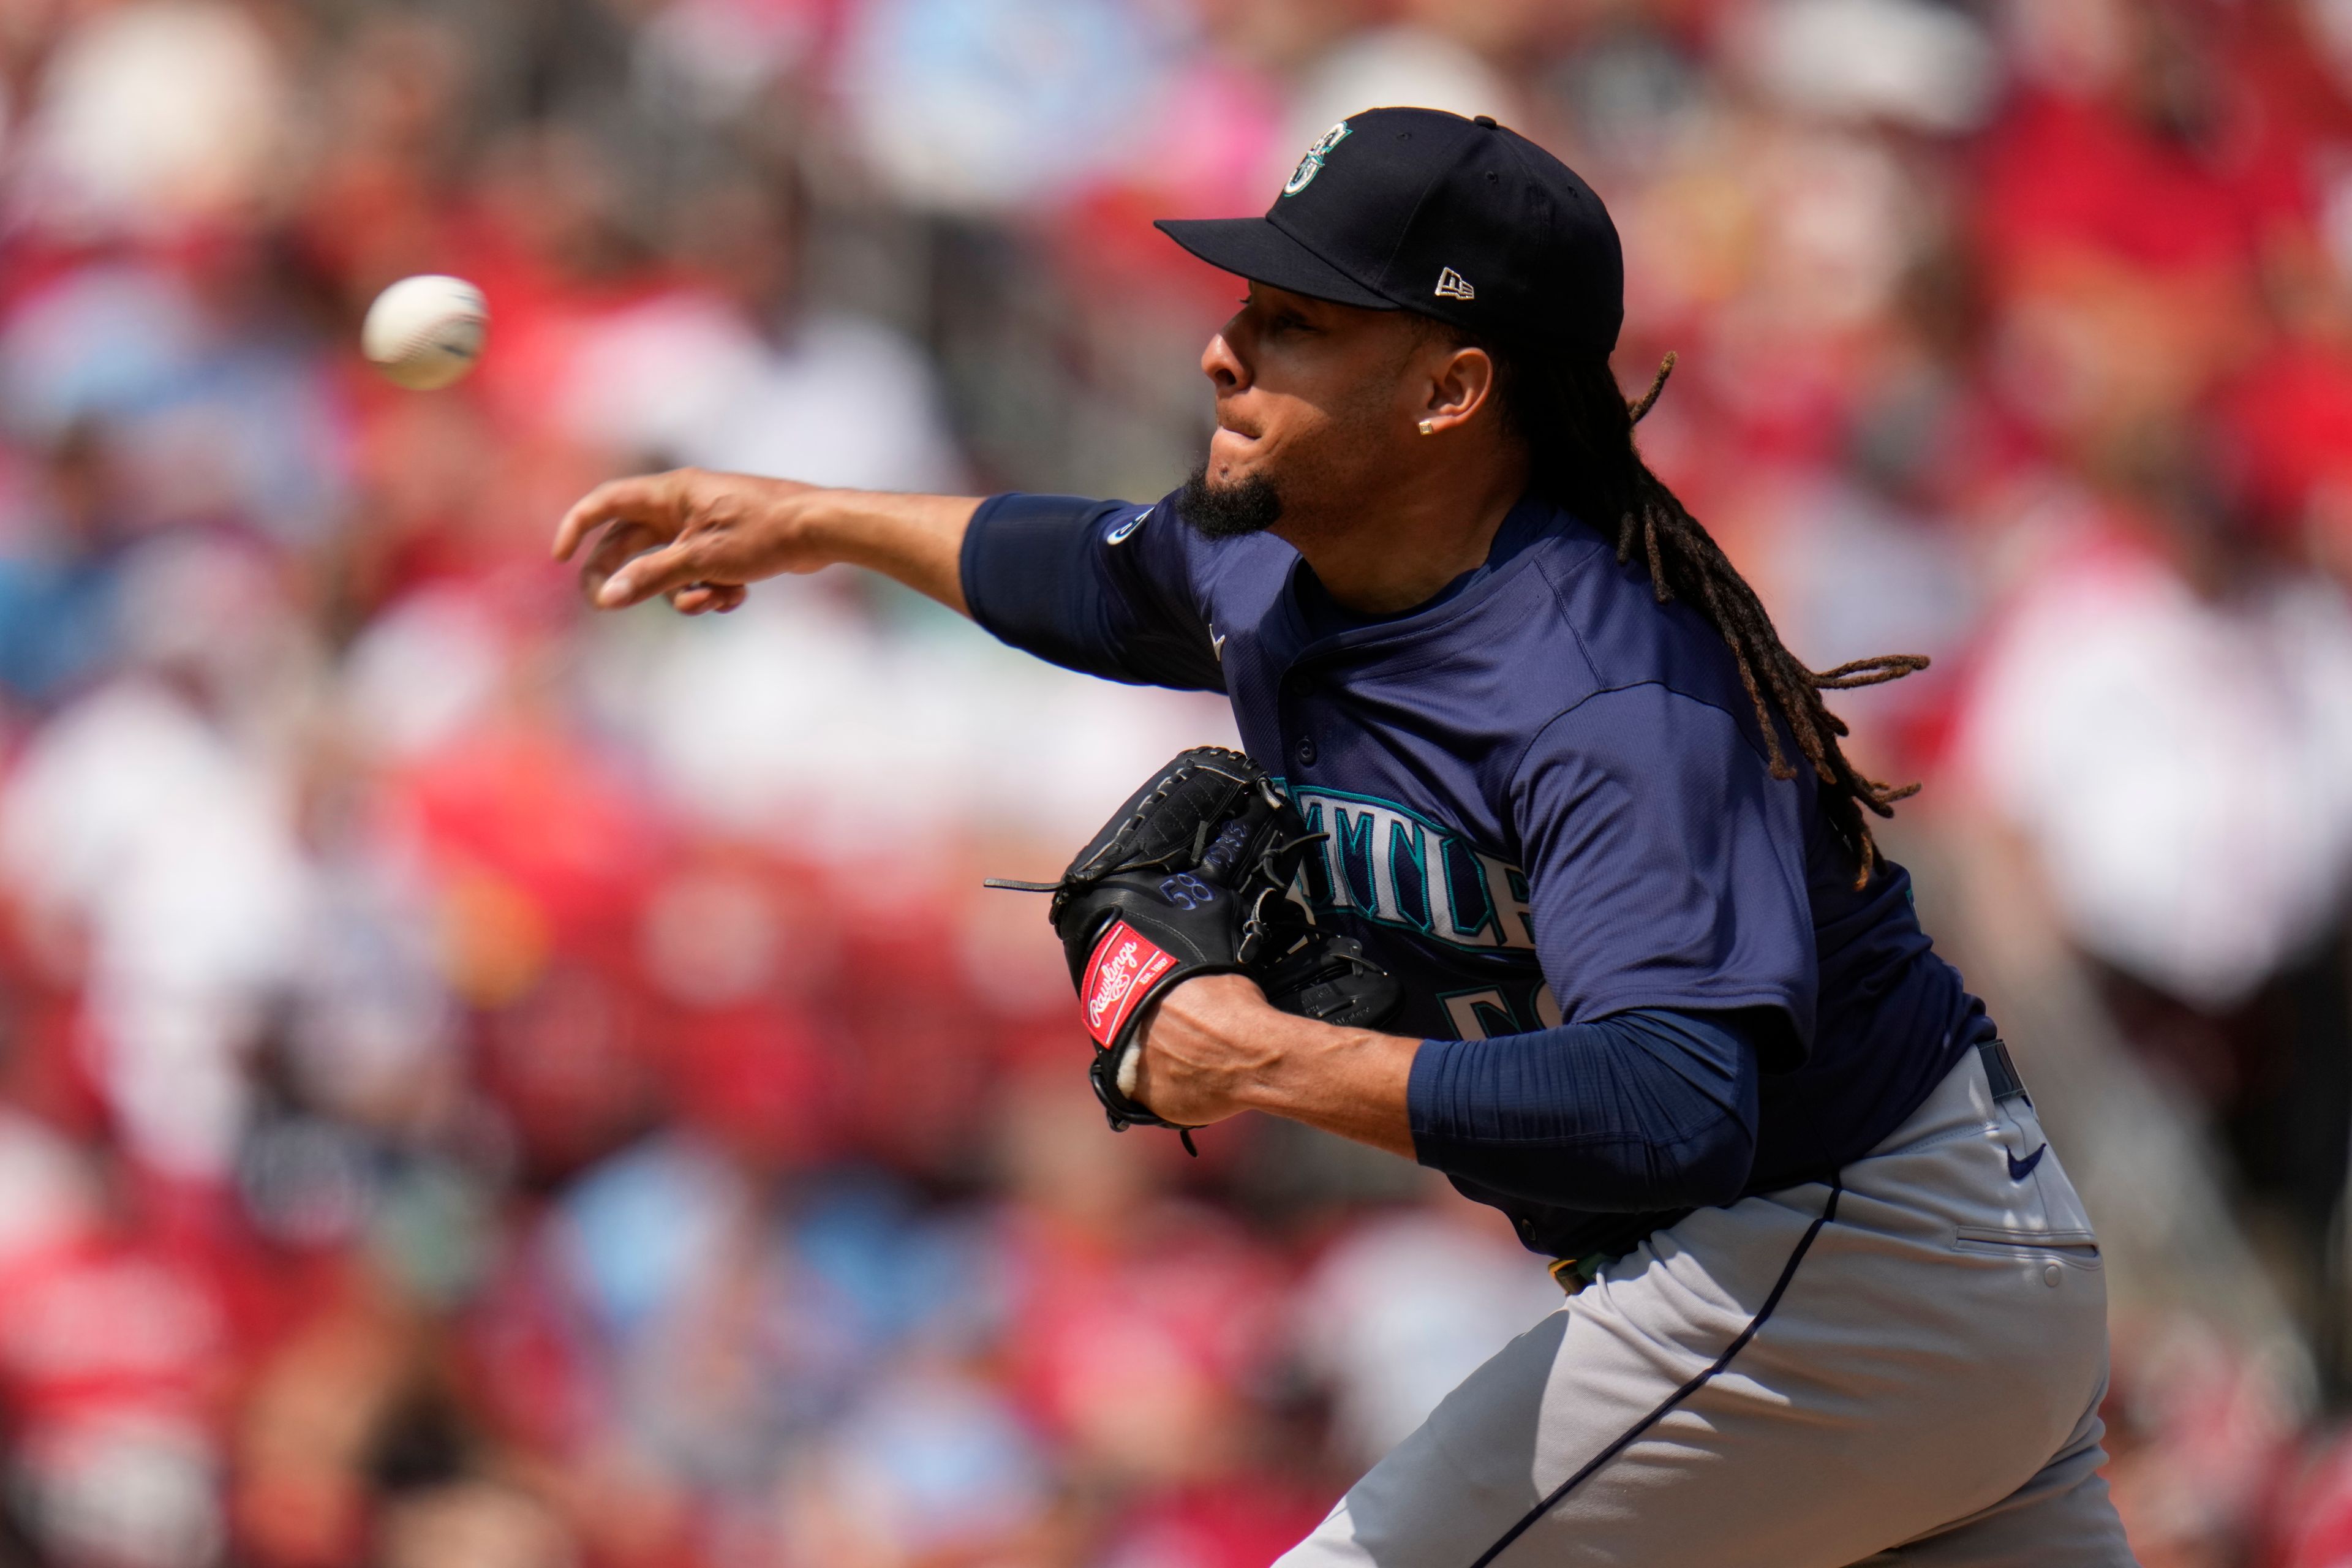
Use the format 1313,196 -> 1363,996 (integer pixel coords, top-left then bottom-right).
1283,121 -> 1353,196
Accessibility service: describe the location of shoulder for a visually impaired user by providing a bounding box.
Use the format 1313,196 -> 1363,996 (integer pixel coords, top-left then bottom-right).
1520,513 -> 1770,752
1517,682 -> 1779,791
1528,532 -> 1732,689
1110,487 -> 1300,602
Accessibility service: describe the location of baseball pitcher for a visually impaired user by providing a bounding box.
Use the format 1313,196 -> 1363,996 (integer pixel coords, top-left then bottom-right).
554,108 -> 2136,1567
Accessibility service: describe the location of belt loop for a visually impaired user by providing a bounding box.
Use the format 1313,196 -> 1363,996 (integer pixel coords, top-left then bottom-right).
1977,1038 -> 2029,1106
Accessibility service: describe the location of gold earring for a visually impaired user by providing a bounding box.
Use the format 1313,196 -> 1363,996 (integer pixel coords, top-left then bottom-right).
1418,419 -> 1436,435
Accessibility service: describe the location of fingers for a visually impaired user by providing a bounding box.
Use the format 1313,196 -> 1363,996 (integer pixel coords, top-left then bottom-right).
556,469 -> 759,616
596,538 -> 712,609
553,473 -> 677,562
669,584 -> 747,616
576,519 -> 661,604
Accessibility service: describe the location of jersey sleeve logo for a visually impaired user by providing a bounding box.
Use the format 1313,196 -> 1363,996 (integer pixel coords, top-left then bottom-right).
1283,121 -> 1352,196
1105,507 -> 1150,545
1082,919 -> 1177,1046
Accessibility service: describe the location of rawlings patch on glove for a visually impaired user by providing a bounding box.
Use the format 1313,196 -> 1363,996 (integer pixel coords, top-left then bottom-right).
989,746 -> 1402,1150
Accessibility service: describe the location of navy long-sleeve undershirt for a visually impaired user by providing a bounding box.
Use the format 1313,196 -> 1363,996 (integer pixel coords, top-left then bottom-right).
1408,1009 -> 1762,1213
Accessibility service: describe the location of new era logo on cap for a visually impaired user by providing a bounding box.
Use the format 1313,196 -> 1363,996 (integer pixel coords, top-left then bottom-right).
1434,267 -> 1475,300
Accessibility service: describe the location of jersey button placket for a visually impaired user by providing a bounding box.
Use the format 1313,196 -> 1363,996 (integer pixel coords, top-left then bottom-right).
1284,668 -> 1318,769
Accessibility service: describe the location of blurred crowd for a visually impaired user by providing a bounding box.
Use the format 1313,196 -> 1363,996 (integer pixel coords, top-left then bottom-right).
4,0 -> 2352,1564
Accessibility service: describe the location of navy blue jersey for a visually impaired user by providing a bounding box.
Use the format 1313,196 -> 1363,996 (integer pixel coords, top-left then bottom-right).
963,489 -> 1989,1259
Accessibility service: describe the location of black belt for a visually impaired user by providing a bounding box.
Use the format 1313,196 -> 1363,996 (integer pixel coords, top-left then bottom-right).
1977,1037 -> 2029,1104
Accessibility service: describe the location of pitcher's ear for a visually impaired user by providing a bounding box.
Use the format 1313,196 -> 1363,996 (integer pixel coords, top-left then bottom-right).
1417,344 -> 1499,436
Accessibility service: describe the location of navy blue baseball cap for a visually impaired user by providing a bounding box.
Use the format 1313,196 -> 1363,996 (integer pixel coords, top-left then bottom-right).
1156,107 -> 1625,354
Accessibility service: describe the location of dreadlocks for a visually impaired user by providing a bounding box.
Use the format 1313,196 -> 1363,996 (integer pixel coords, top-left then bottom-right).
1486,341 -> 1928,884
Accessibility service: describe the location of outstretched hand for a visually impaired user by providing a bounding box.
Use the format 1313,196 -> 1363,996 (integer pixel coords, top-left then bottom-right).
552,467 -> 823,615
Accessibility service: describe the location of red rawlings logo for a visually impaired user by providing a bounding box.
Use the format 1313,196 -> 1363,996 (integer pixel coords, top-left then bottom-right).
1082,920 -> 1177,1047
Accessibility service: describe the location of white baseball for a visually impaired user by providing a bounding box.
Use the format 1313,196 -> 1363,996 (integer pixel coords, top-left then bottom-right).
361,274 -> 489,391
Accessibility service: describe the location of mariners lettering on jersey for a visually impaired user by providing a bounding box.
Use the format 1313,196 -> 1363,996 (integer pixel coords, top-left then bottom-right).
1286,786 -> 1537,952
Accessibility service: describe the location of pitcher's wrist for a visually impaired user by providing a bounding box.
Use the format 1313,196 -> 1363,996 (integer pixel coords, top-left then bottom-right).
774,485 -> 856,566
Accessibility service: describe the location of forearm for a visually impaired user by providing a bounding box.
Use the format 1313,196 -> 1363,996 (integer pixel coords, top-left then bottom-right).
798,489 -> 981,613
1132,981 -> 1765,1210
1131,974 -> 1419,1157
1234,1015 -> 1422,1158
1410,1011 -> 1761,1210
554,468 -> 981,616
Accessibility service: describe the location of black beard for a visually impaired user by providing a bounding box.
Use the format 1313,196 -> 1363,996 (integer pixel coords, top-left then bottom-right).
1179,462 -> 1283,540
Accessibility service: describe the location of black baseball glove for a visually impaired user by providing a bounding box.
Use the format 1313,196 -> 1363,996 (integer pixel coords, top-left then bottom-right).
989,746 -> 1402,1151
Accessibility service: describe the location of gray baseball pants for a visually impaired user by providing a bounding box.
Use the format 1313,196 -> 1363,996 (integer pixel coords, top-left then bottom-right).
1279,1046 -> 2139,1567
